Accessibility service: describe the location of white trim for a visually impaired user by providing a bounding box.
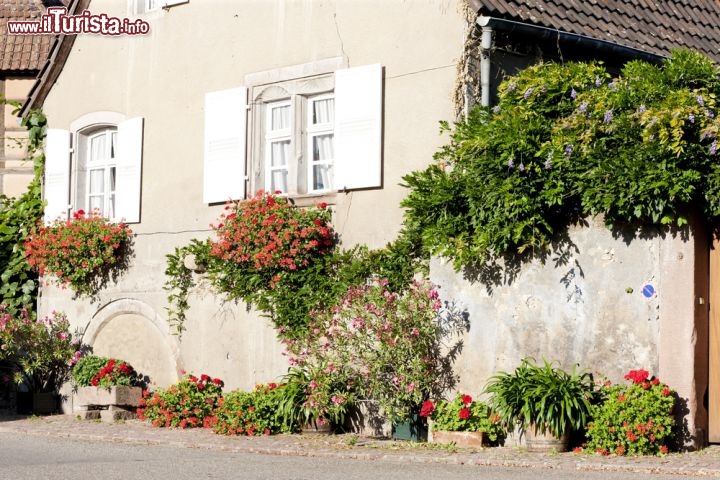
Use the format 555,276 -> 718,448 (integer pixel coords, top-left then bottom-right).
244,57 -> 346,87
70,111 -> 126,132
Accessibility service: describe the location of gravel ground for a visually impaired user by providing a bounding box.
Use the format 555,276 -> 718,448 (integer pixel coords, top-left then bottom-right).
0,415 -> 719,477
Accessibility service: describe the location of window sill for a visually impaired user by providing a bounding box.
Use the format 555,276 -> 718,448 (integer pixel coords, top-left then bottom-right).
289,192 -> 337,208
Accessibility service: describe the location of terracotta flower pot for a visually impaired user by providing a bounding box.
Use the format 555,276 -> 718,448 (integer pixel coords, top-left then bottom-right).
430,430 -> 486,448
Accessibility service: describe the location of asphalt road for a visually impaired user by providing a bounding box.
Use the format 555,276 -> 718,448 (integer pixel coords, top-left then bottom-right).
0,432 -> 703,480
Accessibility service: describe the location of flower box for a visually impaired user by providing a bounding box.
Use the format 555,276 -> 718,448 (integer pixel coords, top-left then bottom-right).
76,385 -> 142,408
430,430 -> 486,448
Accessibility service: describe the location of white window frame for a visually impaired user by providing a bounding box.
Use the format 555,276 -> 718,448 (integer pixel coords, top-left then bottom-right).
85,128 -> 118,219
306,93 -> 335,193
264,99 -> 292,195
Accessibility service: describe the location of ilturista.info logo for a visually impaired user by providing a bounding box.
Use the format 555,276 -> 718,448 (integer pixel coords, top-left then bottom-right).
7,7 -> 150,36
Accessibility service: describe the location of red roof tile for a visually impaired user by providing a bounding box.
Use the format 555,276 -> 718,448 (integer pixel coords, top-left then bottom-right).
469,0 -> 720,62
0,0 -> 55,72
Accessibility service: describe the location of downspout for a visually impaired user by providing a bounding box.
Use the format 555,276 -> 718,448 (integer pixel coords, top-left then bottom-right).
479,25 -> 493,108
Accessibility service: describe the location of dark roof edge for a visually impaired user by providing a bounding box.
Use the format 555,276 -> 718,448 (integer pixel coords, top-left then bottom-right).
20,0 -> 89,118
477,16 -> 666,64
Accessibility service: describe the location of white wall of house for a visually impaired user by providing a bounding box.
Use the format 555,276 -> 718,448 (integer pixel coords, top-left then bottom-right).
38,0 -> 467,392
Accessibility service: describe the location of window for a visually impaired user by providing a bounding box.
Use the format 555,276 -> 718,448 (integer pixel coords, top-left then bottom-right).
203,62 -> 382,204
134,0 -> 188,14
44,114 -> 144,225
144,0 -> 159,12
85,128 -> 117,218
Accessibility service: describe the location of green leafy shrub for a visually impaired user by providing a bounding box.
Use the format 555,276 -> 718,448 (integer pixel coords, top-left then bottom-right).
212,383 -> 293,436
137,373 -> 224,428
584,369 -> 674,456
0,306 -> 78,393
71,355 -> 110,386
483,359 -> 595,438
401,50 -> 720,270
420,393 -> 504,442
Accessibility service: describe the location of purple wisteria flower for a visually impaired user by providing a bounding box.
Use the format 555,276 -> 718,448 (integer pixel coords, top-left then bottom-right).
492,105 -> 501,114
711,140 -> 718,156
545,159 -> 552,169
689,113 -> 695,124
638,104 -> 647,114
570,89 -> 577,100
701,131 -> 715,140
697,95 -> 706,107
507,158 -> 514,168
603,110 -> 613,123
519,163 -> 525,172
579,101 -> 588,113
524,87 -> 534,100
565,144 -> 574,159
507,82 -> 517,93
595,77 -> 602,87
706,109 -> 715,119
648,134 -> 655,141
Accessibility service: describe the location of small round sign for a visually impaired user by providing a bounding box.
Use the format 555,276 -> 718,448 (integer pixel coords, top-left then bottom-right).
642,284 -> 655,298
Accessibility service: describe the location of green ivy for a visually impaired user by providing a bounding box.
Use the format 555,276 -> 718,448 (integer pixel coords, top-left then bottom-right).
0,107 -> 46,315
402,50 -> 720,270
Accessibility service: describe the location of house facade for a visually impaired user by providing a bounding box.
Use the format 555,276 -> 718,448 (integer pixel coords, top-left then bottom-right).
25,0 -> 468,392
23,0 -> 720,447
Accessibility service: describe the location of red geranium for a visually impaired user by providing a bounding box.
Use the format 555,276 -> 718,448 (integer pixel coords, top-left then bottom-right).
419,400 -> 435,417
461,394 -> 472,406
458,407 -> 471,420
623,369 -> 650,385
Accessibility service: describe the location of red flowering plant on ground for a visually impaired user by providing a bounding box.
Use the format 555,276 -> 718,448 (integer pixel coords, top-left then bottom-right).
584,369 -> 675,456
212,382 -> 294,436
24,209 -> 133,297
71,354 -> 139,388
420,392 -> 504,442
137,373 -> 224,429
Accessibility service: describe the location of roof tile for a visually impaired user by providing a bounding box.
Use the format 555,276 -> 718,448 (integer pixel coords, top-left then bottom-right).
0,0 -> 57,72
471,0 -> 720,62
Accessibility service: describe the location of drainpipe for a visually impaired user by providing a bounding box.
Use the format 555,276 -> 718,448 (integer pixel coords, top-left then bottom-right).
479,25 -> 493,108
476,16 -> 664,65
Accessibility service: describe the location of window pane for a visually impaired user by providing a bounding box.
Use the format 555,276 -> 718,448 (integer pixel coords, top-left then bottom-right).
313,164 -> 332,191
313,134 -> 334,161
270,140 -> 290,167
89,169 -> 105,194
271,169 -> 288,193
89,195 -> 103,213
108,194 -> 115,219
90,135 -> 106,163
110,132 -> 117,159
270,104 -> 291,131
109,167 -> 116,191
312,98 -> 334,125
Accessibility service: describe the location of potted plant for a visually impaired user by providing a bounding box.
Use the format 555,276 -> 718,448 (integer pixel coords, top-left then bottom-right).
71,355 -> 143,421
483,358 -> 595,452
277,366 -> 352,434
419,393 -> 505,448
0,306 -> 78,414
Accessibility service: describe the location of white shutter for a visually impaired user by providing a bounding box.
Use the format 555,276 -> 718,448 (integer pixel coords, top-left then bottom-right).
203,87 -> 247,204
43,129 -> 71,225
334,63 -> 383,191
116,117 -> 144,223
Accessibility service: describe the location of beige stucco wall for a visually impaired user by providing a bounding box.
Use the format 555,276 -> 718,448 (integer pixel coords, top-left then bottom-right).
431,217 -> 709,448
38,0 -> 467,391
1,77 -> 35,198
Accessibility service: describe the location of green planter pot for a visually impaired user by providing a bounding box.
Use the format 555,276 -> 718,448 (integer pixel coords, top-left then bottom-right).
391,413 -> 427,442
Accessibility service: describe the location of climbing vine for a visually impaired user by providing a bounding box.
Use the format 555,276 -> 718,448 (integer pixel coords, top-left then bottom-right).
0,106 -> 46,315
402,50 -> 720,270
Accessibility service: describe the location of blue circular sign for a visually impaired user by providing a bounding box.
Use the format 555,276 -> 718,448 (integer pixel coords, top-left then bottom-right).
642,284 -> 655,298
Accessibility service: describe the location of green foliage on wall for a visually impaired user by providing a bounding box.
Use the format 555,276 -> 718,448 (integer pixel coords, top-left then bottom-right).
0,108 -> 46,315
401,50 -> 720,270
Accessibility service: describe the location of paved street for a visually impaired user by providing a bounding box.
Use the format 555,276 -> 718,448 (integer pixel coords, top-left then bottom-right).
0,416 -> 719,479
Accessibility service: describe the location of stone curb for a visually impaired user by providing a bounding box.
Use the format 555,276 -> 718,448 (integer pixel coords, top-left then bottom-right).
1,417 -> 720,477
